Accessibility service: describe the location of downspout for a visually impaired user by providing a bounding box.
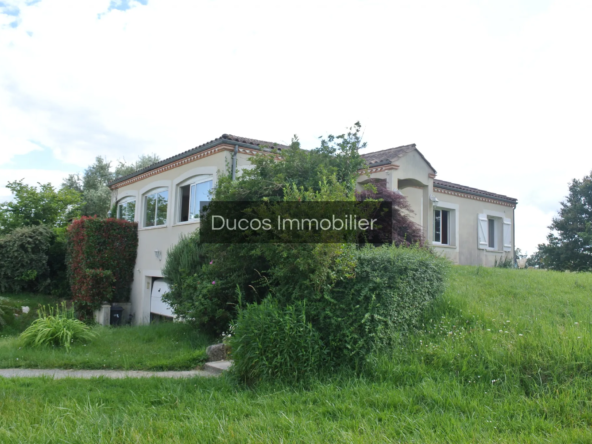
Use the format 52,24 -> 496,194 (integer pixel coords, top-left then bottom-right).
513,206 -> 516,268
231,144 -> 238,180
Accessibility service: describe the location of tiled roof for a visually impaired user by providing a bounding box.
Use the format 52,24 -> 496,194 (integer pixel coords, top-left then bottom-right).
360,144 -> 437,173
434,179 -> 518,204
108,134 -> 290,187
221,134 -> 290,150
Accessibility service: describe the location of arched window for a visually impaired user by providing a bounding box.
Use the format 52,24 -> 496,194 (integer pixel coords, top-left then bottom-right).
143,187 -> 169,227
117,196 -> 136,222
177,175 -> 213,222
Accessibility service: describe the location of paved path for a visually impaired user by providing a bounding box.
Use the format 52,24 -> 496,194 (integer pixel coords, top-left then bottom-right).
0,368 -> 215,379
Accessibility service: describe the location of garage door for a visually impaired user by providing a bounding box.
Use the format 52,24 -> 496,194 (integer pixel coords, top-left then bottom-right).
151,279 -> 174,317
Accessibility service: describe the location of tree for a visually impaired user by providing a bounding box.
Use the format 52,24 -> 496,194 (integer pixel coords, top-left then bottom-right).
62,154 -> 160,218
534,171 -> 592,271
0,181 -> 82,235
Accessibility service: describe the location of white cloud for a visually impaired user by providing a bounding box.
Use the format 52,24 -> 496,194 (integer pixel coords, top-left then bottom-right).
0,168 -> 72,203
0,0 -> 591,254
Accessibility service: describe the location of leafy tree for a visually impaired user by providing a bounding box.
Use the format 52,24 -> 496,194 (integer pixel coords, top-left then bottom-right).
62,154 -> 160,218
534,171 -> 592,271
0,181 -> 81,235
114,154 -> 161,178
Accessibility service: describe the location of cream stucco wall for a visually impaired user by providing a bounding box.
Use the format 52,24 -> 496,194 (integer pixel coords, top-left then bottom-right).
429,191 -> 515,266
359,150 -> 515,267
110,146 -> 259,324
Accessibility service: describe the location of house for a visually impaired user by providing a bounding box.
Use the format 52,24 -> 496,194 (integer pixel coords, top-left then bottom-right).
108,134 -> 518,324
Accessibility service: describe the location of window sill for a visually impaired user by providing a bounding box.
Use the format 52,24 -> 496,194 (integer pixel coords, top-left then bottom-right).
139,225 -> 168,231
172,219 -> 201,227
433,243 -> 457,249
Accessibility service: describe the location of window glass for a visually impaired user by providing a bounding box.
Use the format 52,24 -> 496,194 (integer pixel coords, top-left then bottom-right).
117,199 -> 136,222
441,210 -> 449,245
488,218 -> 495,248
178,178 -> 212,222
144,189 -> 168,227
434,210 -> 441,243
179,185 -> 191,222
434,209 -> 451,245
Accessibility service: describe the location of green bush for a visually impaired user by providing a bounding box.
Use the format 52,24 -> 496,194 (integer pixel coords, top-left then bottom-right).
67,216 -> 138,311
74,269 -> 115,316
0,297 -> 16,329
303,245 -> 450,368
47,227 -> 71,297
162,233 -> 267,335
19,302 -> 96,350
0,225 -> 52,293
229,298 -> 325,385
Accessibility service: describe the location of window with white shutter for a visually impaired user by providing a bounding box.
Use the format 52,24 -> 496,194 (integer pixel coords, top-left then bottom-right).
477,214 -> 488,250
503,218 -> 512,252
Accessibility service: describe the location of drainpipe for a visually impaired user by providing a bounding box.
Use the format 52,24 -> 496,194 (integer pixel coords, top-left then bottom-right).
231,145 -> 238,180
513,206 -> 516,268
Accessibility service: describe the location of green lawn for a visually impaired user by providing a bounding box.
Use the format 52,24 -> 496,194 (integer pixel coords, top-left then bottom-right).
1,267 -> 592,443
0,322 -> 210,370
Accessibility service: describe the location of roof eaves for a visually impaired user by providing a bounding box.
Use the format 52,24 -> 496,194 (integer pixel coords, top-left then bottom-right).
413,147 -> 437,175
363,159 -> 392,168
107,136 -> 282,188
434,181 -> 518,204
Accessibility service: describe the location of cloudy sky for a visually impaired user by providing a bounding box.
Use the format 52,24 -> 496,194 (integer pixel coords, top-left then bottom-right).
1,0 -> 591,254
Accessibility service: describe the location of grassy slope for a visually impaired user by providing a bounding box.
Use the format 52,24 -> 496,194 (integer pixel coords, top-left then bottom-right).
1,267 -> 591,443
0,322 -> 210,370
0,292 -> 61,335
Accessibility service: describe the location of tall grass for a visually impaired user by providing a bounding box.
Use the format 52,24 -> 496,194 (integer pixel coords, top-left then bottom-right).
374,266 -> 592,390
0,267 -> 591,442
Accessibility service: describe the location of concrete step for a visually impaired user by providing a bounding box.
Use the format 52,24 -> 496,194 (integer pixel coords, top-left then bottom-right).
204,360 -> 233,375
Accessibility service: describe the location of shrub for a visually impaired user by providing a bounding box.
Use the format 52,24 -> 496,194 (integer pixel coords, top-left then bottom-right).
67,217 -> 138,311
47,227 -> 71,297
302,244 -> 450,368
0,225 -> 52,293
0,297 -> 16,329
161,232 -> 206,317
19,302 -> 97,350
229,298 -> 325,384
76,269 -> 115,316
494,254 -> 514,268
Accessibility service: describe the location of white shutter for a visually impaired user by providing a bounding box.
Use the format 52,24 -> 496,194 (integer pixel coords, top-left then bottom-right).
477,214 -> 488,249
503,218 -> 512,252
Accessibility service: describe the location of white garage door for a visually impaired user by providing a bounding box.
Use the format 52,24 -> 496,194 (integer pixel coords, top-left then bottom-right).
151,279 -> 174,317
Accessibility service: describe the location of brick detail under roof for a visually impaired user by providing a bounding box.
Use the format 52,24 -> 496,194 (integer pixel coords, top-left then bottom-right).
434,179 -> 517,207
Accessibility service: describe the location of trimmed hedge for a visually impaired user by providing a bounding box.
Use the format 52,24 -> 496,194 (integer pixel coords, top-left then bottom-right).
0,225 -> 52,293
67,217 -> 138,311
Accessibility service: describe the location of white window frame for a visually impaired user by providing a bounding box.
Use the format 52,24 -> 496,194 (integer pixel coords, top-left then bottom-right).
175,175 -> 213,225
171,167 -> 218,227
142,186 -> 169,229
432,201 -> 459,249
116,196 -> 136,222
